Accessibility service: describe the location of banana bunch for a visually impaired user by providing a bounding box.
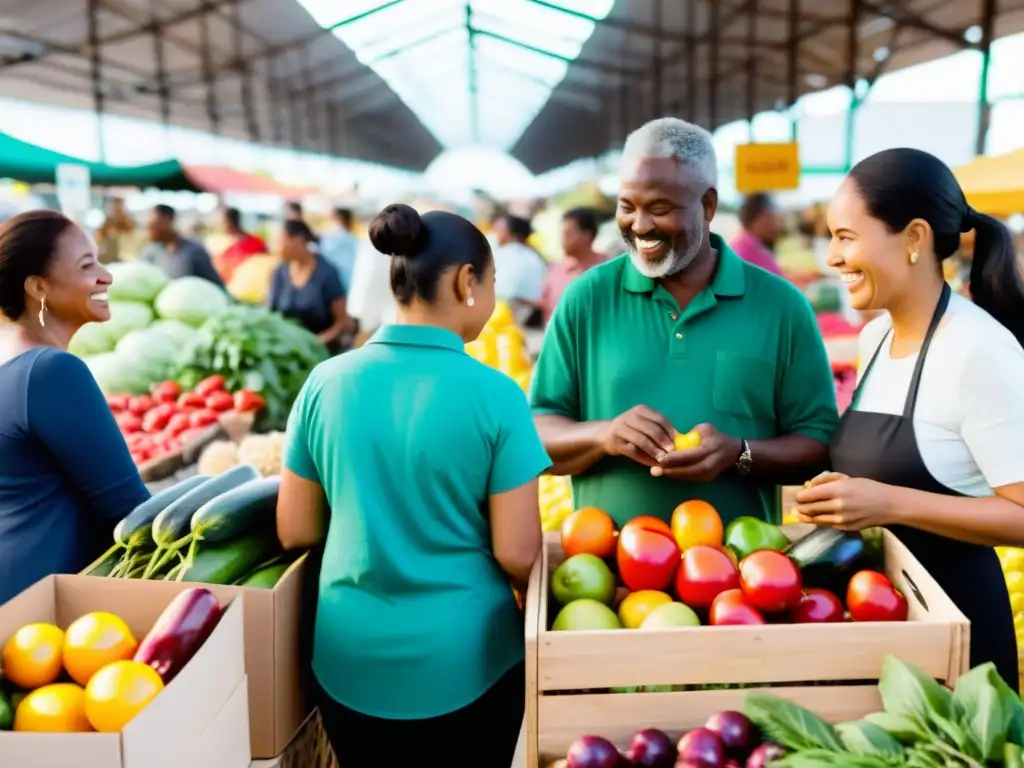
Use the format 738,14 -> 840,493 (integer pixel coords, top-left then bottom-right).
997,547 -> 1024,690
540,475 -> 574,533
465,301 -> 532,392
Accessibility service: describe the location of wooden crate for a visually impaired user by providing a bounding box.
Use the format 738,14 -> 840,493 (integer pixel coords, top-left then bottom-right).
524,527 -> 969,768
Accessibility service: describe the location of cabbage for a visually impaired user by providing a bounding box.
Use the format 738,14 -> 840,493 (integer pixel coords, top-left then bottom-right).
155,277 -> 231,327
83,352 -> 152,395
106,261 -> 169,304
106,301 -> 155,342
149,319 -> 200,349
68,323 -> 116,356
116,329 -> 179,373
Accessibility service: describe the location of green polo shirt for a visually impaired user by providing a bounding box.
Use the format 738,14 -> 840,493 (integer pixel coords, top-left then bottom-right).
530,235 -> 837,528
285,324 -> 551,719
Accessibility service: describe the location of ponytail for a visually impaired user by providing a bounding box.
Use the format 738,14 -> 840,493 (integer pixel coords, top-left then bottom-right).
967,210 -> 1024,346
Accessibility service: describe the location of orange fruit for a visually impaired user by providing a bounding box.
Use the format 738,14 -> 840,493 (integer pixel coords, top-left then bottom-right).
623,515 -> 673,536
14,683 -> 92,732
63,612 -> 139,687
671,500 -> 724,551
561,507 -> 617,558
617,590 -> 674,629
674,430 -> 702,451
85,660 -> 164,733
1,622 -> 65,689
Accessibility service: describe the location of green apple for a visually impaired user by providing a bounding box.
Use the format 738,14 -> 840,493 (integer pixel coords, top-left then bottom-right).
724,516 -> 790,561
552,599 -> 623,631
639,601 -> 701,629
551,554 -> 616,606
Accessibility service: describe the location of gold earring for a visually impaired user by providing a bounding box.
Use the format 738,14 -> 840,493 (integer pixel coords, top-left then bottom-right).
38,296 -> 47,327
466,296 -> 475,307
909,252 -> 919,265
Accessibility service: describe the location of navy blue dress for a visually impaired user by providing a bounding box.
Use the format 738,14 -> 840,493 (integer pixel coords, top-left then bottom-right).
269,257 -> 346,349
0,348 -> 149,604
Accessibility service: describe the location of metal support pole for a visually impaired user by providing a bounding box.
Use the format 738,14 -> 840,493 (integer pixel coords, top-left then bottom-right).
300,47 -> 319,148
288,85 -> 302,151
326,103 -> 339,156
198,1 -> 220,134
746,0 -> 759,141
618,30 -> 630,143
686,0 -> 697,119
787,0 -> 799,141
87,0 -> 106,162
267,55 -> 283,145
842,0 -> 861,171
232,0 -> 259,141
975,0 -> 997,156
467,3 -> 480,144
150,2 -> 171,129
708,0 -> 720,129
651,0 -> 663,117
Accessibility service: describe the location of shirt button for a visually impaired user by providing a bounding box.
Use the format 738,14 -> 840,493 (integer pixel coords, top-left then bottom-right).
670,312 -> 678,320
675,332 -> 683,340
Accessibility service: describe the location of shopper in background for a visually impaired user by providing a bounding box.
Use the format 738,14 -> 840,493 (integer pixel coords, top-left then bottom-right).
0,211 -> 150,604
276,203 -> 546,767
731,193 -> 785,276
269,219 -> 349,352
285,200 -> 304,223
795,147 -> 1024,689
491,212 -> 547,327
215,207 -> 268,284
96,197 -> 135,263
139,204 -> 225,287
540,207 -> 605,325
319,207 -> 359,291
532,117 -> 837,529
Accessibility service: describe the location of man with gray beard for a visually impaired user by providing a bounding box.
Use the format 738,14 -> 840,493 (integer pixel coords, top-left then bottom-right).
530,117 -> 838,528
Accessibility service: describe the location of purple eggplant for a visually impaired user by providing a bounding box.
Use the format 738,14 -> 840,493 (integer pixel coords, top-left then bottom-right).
134,588 -> 222,682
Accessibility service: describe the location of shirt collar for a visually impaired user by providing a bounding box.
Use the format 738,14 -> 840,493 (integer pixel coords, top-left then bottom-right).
367,324 -> 466,353
621,233 -> 746,298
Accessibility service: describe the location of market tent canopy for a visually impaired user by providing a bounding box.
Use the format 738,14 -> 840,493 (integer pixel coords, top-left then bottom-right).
954,148 -> 1024,217
179,165 -> 320,198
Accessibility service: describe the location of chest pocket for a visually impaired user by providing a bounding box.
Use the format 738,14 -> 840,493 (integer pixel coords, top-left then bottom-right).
713,352 -> 777,424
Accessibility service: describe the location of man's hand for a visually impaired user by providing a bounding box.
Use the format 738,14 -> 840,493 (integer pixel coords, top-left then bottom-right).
600,405 -> 676,467
650,423 -> 742,482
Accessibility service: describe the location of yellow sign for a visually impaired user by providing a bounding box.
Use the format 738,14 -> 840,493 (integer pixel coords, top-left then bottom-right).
734,143 -> 800,194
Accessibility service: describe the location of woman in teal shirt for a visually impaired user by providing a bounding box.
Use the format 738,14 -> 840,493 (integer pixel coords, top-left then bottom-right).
278,203 -> 549,766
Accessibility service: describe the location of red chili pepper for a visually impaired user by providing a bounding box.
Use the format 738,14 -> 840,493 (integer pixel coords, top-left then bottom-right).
177,392 -> 205,409
190,409 -> 219,429
194,375 -> 226,398
205,391 -> 235,413
233,389 -> 266,413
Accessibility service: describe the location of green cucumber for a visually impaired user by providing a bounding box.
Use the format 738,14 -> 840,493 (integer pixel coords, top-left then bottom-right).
115,475 -> 210,548
81,546 -> 124,577
178,531 -> 281,585
236,553 -> 293,588
191,475 -> 280,544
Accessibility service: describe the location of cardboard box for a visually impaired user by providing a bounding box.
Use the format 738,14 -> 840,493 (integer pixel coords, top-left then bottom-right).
524,527 -> 970,768
81,557 -> 309,758
0,575 -> 249,768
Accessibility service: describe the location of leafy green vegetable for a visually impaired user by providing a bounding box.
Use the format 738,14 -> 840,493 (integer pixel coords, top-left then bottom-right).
84,351 -> 153,394
744,692 -> 844,752
836,720 -> 904,758
878,656 -> 952,735
69,322 -> 117,356
864,712 -> 925,742
1005,742 -> 1024,768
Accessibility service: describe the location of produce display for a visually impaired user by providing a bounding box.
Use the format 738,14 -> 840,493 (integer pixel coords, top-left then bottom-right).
555,656 -> 1024,767
0,588 -> 223,733
83,467 -> 301,588
549,504 -> 901,667
541,475 -> 574,533
997,547 -> 1024,691
198,432 -> 285,477
108,375 -> 264,467
464,300 -> 533,392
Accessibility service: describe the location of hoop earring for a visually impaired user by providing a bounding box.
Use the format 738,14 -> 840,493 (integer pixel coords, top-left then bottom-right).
38,296 -> 47,327
466,296 -> 475,307
909,252 -> 919,265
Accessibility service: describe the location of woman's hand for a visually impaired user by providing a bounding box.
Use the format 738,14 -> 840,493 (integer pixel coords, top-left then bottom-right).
793,476 -> 898,531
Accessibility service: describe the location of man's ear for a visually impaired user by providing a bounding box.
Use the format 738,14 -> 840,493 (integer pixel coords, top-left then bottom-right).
702,188 -> 719,223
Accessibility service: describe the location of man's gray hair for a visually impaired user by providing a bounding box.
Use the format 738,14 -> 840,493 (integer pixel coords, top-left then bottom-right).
622,117 -> 719,188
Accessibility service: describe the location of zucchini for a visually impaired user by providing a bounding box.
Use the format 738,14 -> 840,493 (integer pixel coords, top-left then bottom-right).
237,560 -> 290,589
178,531 -> 281,586
152,466 -> 260,548
115,475 -> 210,548
191,475 -> 281,544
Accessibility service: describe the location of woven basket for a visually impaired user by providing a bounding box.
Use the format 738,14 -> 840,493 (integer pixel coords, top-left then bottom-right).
251,710 -> 338,768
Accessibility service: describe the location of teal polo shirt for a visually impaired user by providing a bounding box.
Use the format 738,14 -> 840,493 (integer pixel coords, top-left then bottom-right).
530,235 -> 837,528
285,324 -> 551,719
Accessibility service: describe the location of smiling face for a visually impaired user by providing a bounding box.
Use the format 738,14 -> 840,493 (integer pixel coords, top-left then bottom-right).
35,224 -> 113,325
827,178 -> 928,311
617,156 -> 712,278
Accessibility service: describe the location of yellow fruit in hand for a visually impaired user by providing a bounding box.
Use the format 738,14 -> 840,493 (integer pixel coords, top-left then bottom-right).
14,683 -> 91,733
63,611 -> 139,687
674,431 -> 701,451
1,622 -> 64,689
85,660 -> 164,733
618,590 -> 674,629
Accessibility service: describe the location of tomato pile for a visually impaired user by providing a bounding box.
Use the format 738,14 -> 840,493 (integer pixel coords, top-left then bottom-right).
833,361 -> 857,413
106,375 -> 265,466
549,502 -> 908,639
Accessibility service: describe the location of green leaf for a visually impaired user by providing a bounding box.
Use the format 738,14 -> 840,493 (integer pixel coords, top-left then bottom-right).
878,656 -> 952,732
744,692 -> 844,752
931,713 -> 981,760
836,720 -> 905,757
865,712 -> 929,743
951,663 -> 1006,761
989,669 -> 1024,746
772,751 -> 890,768
1006,743 -> 1024,768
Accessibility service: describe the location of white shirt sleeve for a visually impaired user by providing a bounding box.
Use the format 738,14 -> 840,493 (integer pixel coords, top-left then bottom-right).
347,238 -> 393,329
958,330 -> 1024,488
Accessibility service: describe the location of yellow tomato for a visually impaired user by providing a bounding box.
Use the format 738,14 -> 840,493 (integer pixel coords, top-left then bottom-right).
63,612 -> 139,687
14,683 -> 92,733
618,591 -> 674,629
1,622 -> 64,689
674,430 -> 702,451
85,660 -> 164,733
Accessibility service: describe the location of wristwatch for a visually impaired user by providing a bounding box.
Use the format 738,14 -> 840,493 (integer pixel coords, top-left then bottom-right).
734,439 -> 753,477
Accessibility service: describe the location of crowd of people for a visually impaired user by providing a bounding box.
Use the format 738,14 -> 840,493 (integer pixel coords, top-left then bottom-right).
2,113 -> 1024,767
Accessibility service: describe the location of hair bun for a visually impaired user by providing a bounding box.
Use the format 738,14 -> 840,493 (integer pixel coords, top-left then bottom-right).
369,203 -> 425,258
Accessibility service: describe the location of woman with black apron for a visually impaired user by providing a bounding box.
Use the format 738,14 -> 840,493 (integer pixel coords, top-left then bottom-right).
795,148 -> 1024,690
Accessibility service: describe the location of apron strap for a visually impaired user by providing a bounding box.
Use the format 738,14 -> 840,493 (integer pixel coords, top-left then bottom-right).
902,282 -> 952,418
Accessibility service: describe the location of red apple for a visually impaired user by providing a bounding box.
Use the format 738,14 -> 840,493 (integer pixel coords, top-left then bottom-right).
790,589 -> 845,623
675,546 -> 740,609
617,521 -> 681,592
847,570 -> 909,622
738,551 -> 803,614
709,589 -> 766,626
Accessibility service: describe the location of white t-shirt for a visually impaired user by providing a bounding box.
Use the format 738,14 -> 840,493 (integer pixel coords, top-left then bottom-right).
346,236 -> 397,331
854,293 -> 1024,497
493,242 -> 546,305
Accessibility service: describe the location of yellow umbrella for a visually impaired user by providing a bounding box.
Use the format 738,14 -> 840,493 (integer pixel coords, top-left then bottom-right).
954,148 -> 1024,218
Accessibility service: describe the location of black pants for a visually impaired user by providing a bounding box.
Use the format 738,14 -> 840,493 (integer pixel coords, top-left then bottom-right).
316,662 -> 525,768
